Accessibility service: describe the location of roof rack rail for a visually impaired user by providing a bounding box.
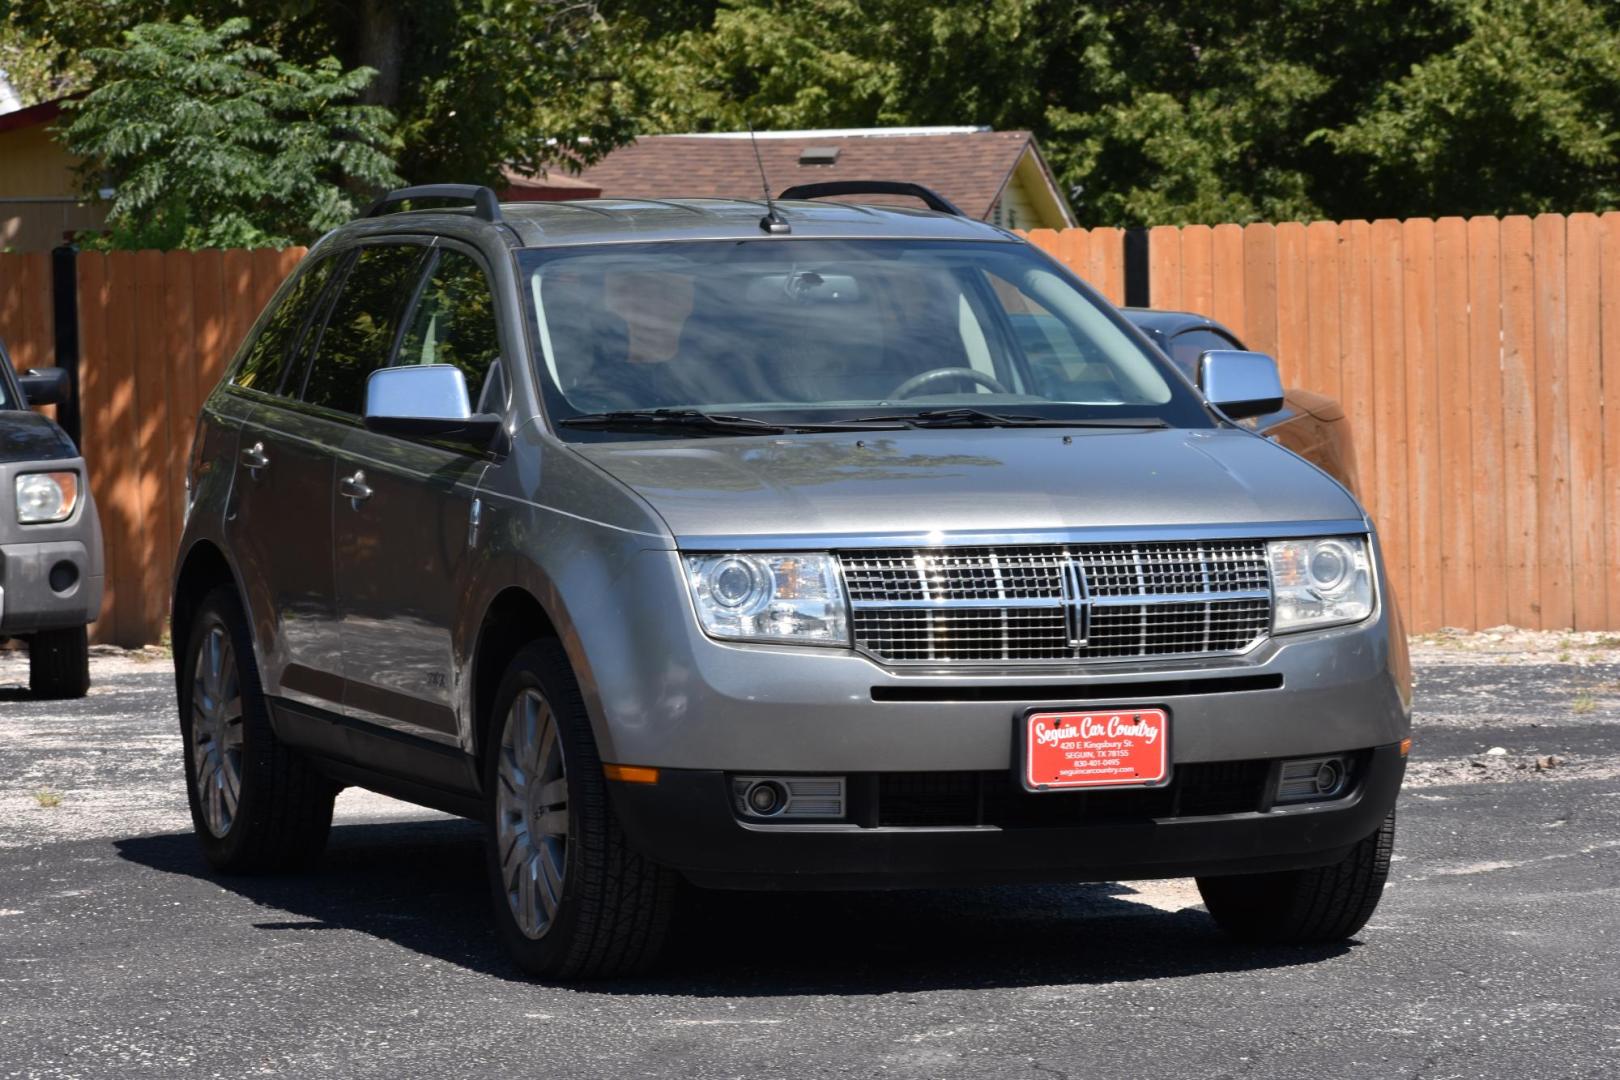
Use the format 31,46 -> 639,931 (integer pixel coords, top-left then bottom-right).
365,184 -> 502,222
775,180 -> 964,217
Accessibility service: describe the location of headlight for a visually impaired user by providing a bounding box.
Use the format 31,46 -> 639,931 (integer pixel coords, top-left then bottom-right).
683,553 -> 848,645
1267,536 -> 1374,632
15,471 -> 79,524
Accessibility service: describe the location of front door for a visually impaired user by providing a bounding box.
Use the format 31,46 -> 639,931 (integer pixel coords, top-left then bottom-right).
333,246 -> 504,746
222,254 -> 345,711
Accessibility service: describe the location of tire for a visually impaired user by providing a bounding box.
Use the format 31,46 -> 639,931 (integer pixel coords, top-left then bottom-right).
1198,810 -> 1396,944
178,585 -> 336,872
29,625 -> 90,699
483,640 -> 679,979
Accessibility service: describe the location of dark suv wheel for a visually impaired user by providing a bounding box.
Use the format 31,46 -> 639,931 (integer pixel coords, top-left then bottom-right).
178,586 -> 337,871
29,626 -> 90,699
483,640 -> 679,979
1197,810 -> 1396,943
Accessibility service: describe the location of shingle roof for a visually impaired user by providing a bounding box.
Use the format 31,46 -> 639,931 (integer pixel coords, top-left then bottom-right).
574,129 -> 1051,221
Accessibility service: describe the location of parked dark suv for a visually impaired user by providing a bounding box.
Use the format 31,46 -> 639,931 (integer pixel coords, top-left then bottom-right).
173,183 -> 1410,979
1,338 -> 102,698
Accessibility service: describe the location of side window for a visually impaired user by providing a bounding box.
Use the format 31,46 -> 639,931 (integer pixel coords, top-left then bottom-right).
396,249 -> 502,405
300,245 -> 428,414
233,255 -> 337,396
1168,329 -> 1240,381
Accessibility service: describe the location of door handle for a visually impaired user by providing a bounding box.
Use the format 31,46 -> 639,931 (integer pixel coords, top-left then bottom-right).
339,470 -> 373,504
240,442 -> 270,470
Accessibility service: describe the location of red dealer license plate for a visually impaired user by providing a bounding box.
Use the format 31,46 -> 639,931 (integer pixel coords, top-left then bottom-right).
1022,707 -> 1170,792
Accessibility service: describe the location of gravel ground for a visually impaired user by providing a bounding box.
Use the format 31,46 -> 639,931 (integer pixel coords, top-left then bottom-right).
1,633 -> 1617,1079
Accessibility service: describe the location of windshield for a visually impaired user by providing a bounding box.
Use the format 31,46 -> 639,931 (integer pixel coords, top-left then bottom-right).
518,239 -> 1212,437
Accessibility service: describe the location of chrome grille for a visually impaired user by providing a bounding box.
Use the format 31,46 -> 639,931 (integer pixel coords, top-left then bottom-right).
840,541 -> 1271,664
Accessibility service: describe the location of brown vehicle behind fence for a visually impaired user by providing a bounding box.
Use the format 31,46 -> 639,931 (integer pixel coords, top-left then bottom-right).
2,213 -> 1618,644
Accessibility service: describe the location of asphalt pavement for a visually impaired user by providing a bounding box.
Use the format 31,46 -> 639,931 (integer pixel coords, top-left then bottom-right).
1,637 -> 1617,1079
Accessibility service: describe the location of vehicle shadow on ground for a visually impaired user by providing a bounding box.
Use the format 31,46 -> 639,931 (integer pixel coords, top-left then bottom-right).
116,818 -> 1352,996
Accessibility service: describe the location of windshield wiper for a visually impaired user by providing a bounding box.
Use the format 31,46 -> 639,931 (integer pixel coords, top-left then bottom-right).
560,409 -> 789,436
851,408 -> 1171,429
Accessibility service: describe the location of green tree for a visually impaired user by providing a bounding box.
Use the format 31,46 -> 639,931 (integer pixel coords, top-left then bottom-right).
9,0 -> 641,185
62,16 -> 400,249
1323,0 -> 1620,218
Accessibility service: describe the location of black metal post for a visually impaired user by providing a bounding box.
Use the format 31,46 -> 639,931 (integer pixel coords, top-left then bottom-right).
49,244 -> 81,448
1124,227 -> 1150,308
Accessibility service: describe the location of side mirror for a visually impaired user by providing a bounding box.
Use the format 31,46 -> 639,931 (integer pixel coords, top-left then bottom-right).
1198,350 -> 1284,421
363,365 -> 504,451
18,366 -> 71,407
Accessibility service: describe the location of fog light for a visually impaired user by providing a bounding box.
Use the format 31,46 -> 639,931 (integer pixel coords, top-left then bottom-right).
48,560 -> 79,594
732,776 -> 846,819
1276,755 -> 1351,803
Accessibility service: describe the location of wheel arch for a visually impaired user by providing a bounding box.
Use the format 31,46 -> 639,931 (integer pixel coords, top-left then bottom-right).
171,538 -> 244,674
470,585 -> 563,767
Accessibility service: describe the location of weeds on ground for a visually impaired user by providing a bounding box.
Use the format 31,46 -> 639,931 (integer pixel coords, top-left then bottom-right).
1571,694 -> 1598,715
32,790 -> 63,808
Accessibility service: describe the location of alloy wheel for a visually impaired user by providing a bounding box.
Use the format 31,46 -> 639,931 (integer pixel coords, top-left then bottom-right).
495,688 -> 570,939
190,620 -> 244,838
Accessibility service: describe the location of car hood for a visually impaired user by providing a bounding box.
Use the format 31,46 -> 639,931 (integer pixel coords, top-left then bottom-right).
0,409 -> 77,462
573,426 -> 1365,546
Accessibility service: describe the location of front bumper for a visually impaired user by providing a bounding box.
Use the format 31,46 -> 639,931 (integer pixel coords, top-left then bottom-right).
612,743 -> 1406,890
0,539 -> 104,635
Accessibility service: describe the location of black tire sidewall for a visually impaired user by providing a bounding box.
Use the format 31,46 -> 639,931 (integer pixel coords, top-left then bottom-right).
178,588 -> 270,869
482,641 -> 605,975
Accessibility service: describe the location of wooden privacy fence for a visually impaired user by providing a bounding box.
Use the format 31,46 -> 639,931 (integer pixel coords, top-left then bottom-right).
1027,215 -> 1620,635
0,248 -> 304,645
1,215 -> 1618,643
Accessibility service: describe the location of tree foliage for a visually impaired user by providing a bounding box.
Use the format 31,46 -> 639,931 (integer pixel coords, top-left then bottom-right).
62,17 -> 400,249
612,0 -> 1620,224
12,0 -> 1620,230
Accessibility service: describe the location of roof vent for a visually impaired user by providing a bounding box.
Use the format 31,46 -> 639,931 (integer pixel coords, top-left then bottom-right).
798,146 -> 840,166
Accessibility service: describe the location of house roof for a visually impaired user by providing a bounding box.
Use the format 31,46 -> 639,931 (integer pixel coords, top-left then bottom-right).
0,97 -> 65,136
574,128 -> 1074,225
498,166 -> 602,201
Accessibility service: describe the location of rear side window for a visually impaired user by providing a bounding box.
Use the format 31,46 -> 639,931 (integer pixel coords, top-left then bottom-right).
1167,328 -> 1240,381
300,244 -> 428,414
233,255 -> 337,396
397,249 -> 502,404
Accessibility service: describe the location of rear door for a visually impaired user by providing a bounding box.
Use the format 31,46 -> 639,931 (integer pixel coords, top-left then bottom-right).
332,244 -> 503,748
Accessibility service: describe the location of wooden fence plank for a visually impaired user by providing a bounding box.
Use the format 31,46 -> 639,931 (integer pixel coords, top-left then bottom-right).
131,249 -> 171,643
1434,218 -> 1475,628
74,253 -> 115,643
1181,225 -> 1214,319
1339,221 -> 1376,529
163,252 -> 198,566
1532,214 -> 1573,629
1467,217 -> 1508,627
1242,223 -> 1279,363
100,251 -> 143,646
1499,216 -> 1540,627
1148,225 -> 1182,309
1211,223 -> 1245,338
1370,219 -> 1410,613
1600,214 -> 1620,630
1304,221 -> 1343,408
1566,214 -> 1606,630
1402,218 -> 1442,631
1088,227 -> 1123,305
191,249 -> 228,396
1274,223 -> 1309,390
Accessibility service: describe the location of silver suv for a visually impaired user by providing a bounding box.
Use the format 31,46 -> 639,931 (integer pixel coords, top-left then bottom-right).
173,183 -> 1410,979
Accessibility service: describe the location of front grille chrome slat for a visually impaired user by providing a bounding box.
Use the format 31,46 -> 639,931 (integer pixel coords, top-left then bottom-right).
840,541 -> 1271,665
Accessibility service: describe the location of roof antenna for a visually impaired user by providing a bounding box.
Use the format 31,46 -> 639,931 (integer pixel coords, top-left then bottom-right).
749,124 -> 791,235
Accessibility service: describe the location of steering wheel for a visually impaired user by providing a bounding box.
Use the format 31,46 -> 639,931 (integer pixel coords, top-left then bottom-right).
889,367 -> 1011,399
